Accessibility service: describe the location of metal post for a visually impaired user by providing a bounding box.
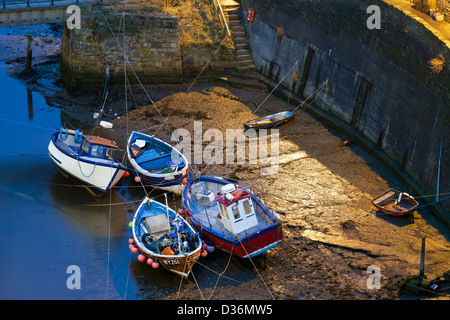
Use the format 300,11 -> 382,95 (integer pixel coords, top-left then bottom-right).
26,34 -> 33,72
27,0 -> 29,7
3,0 -> 6,10
418,236 -> 426,286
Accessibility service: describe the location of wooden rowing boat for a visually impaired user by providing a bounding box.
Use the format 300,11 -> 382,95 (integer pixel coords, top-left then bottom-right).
371,189 -> 419,216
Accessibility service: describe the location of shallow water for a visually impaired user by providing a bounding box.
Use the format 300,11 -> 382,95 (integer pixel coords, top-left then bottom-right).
0,62 -> 146,299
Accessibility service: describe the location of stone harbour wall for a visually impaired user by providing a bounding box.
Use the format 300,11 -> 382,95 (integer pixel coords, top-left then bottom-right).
241,0 -> 450,214
61,10 -> 183,87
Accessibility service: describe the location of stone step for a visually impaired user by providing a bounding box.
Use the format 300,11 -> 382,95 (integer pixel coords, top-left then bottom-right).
236,64 -> 257,73
237,59 -> 254,66
230,25 -> 244,32
234,42 -> 249,50
232,30 -> 246,38
213,75 -> 267,92
229,19 -> 241,26
223,7 -> 240,13
235,48 -> 251,56
233,37 -> 248,44
236,53 -> 252,61
229,71 -> 262,81
227,13 -> 239,21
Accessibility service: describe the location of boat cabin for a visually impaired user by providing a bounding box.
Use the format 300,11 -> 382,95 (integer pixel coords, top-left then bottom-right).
80,135 -> 119,160
215,184 -> 258,234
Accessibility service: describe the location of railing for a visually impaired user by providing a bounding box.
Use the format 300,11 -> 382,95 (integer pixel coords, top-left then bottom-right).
2,0 -> 81,9
212,0 -> 231,37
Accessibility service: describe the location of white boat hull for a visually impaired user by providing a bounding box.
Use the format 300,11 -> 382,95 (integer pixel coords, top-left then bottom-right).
48,139 -> 125,194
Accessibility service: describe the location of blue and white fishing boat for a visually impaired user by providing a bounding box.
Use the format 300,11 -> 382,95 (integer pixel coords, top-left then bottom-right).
243,110 -> 294,130
130,196 -> 202,277
48,127 -> 127,196
127,131 -> 189,194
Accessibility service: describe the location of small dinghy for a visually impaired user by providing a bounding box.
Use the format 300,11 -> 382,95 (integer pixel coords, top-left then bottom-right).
127,131 -> 189,194
371,189 -> 419,216
130,197 -> 202,277
243,110 -> 294,130
48,127 -> 127,196
182,176 -> 283,258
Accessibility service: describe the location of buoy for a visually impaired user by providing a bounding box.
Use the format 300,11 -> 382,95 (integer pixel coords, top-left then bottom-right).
131,246 -> 139,254
146,257 -> 153,265
122,171 -> 130,178
202,241 -> 207,250
177,208 -> 183,215
138,254 -> 146,263
152,260 -> 159,269
128,221 -> 133,228
134,176 -> 141,183
128,238 -> 134,244
129,244 -> 134,251
201,250 -> 208,257
182,178 -> 188,185
206,245 -> 215,253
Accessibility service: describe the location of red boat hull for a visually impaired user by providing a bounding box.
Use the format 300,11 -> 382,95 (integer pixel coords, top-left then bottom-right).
197,223 -> 283,258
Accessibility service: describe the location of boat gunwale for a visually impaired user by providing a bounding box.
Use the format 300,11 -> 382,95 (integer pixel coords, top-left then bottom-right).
132,198 -> 202,260
50,132 -> 126,170
126,131 -> 189,179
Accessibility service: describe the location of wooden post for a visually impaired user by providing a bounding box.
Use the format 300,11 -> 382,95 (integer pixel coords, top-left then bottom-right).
418,236 -> 426,285
26,34 -> 33,72
27,88 -> 33,120
436,140 -> 443,203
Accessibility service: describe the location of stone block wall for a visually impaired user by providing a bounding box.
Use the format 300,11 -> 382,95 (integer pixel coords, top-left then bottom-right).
241,0 -> 450,212
61,10 -> 183,87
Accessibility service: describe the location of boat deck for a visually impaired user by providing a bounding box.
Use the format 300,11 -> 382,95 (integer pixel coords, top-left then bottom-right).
186,180 -> 275,241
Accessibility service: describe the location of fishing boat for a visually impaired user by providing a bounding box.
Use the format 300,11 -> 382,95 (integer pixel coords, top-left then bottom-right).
48,127 -> 127,196
243,80 -> 329,130
182,176 -> 283,258
130,196 -> 202,277
371,189 -> 419,216
243,110 -> 295,130
127,131 -> 189,194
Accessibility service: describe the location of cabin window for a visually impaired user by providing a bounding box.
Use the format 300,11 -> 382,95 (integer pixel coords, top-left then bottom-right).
106,148 -> 116,160
232,205 -> 240,220
219,204 -> 229,220
81,140 -> 90,155
91,145 -> 105,158
243,200 -> 252,215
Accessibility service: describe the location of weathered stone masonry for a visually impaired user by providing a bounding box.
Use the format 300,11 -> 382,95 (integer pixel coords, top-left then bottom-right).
241,0 -> 450,213
61,11 -> 183,87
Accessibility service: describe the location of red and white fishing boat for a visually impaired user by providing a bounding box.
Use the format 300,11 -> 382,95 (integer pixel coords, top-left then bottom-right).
182,176 -> 283,258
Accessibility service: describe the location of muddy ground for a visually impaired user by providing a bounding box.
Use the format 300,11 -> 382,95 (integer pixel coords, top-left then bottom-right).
3,30 -> 450,300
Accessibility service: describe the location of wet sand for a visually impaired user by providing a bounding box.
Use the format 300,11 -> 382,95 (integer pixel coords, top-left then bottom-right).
3,29 -> 450,300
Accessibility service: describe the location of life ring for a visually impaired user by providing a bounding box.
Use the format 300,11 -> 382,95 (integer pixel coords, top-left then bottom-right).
74,129 -> 83,144
59,127 -> 69,141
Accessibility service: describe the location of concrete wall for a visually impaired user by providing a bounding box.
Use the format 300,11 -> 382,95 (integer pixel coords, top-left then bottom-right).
241,0 -> 450,212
